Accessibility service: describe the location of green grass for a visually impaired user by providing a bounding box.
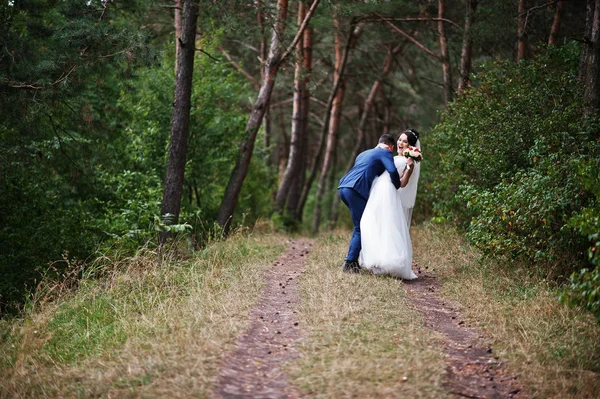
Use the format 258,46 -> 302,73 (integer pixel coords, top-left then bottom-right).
0,230 -> 288,398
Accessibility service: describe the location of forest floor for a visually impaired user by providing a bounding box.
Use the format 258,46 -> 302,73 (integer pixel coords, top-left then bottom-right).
1,224 -> 599,398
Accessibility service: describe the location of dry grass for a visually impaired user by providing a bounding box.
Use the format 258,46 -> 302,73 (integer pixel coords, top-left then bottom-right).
0,231 -> 288,398
287,231 -> 448,398
412,221 -> 600,399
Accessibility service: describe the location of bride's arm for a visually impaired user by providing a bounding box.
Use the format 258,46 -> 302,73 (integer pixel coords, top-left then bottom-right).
399,159 -> 415,188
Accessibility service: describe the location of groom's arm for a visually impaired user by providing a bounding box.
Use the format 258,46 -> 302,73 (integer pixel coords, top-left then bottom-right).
382,153 -> 401,189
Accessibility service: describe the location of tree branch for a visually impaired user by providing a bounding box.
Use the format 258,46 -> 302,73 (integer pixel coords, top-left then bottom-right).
363,17 -> 462,30
376,13 -> 442,61
280,0 -> 321,64
197,48 -> 220,62
517,1 -> 557,17
99,0 -> 110,21
218,46 -> 260,89
51,64 -> 77,87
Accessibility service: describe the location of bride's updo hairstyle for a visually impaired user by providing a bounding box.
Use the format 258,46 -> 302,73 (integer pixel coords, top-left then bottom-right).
402,128 -> 420,146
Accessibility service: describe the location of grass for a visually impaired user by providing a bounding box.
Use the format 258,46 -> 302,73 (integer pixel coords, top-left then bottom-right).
287,231 -> 448,398
0,230 -> 288,398
412,221 -> 600,399
2,222 -> 598,398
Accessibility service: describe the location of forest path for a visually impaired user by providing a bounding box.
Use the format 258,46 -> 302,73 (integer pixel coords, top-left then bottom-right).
212,239 -> 313,398
405,264 -> 523,399
211,239 -> 524,398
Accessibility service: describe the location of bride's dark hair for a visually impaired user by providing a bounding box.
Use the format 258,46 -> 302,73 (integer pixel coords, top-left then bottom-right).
401,128 -> 420,146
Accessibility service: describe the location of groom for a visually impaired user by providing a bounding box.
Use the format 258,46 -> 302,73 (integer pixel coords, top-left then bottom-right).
338,134 -> 414,273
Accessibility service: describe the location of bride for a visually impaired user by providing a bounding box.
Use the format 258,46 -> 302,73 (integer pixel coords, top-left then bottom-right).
359,129 -> 421,279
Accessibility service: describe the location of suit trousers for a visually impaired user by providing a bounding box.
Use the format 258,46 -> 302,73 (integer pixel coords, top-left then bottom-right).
338,187 -> 367,262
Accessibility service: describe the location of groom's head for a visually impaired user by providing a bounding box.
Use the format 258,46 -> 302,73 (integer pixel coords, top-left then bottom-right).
378,134 -> 396,152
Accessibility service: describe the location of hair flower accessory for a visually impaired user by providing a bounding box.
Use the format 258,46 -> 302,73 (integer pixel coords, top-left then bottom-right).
403,146 -> 423,162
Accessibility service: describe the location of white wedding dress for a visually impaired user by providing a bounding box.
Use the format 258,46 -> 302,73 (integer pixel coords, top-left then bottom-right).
359,155 -> 418,280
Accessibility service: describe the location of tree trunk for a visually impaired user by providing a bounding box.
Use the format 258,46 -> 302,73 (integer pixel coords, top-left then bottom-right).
217,0 -> 289,230
258,6 -> 272,157
518,0 -> 528,61
458,0 -> 478,93
584,0 -> 600,117
438,0 -> 453,103
276,1 -> 307,216
295,19 -> 362,219
580,0 -> 596,78
159,0 -> 199,245
277,107 -> 290,182
287,20 -> 313,221
548,0 -> 564,45
310,12 -> 346,233
174,0 -> 182,71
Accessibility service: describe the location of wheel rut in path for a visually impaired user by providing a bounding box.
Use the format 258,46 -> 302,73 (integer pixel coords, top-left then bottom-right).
405,264 -> 525,399
212,239 -> 312,399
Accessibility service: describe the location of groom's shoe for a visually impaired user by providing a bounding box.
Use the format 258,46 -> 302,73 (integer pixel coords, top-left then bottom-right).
342,260 -> 360,274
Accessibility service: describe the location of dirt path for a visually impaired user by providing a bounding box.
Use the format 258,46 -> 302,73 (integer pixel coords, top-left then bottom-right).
212,239 -> 524,398
212,239 -> 312,399
405,264 -> 524,399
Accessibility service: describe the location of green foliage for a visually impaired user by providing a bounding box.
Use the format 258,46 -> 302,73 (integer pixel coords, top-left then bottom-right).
425,44 -> 600,318
0,2 -> 275,313
560,267 -> 600,323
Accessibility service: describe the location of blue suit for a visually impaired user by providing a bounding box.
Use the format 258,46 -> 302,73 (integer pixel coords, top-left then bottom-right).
338,147 -> 401,262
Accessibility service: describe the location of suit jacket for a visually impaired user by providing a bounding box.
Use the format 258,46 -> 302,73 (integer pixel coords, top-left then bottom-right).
338,147 -> 401,200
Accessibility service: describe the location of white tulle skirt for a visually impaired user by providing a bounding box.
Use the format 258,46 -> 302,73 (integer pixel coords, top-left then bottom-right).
359,173 -> 417,280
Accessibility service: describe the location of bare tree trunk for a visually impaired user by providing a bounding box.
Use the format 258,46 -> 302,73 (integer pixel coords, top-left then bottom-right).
217,0 -> 289,230
518,0 -> 528,61
458,0 -> 478,93
276,1 -> 307,215
174,0 -> 182,71
584,0 -> 600,117
438,0 -> 453,103
295,18 -> 361,221
548,0 -> 565,45
287,20 -> 313,221
310,12 -> 346,233
159,0 -> 199,245
277,108 -> 290,182
258,6 -> 272,156
581,0 -> 596,78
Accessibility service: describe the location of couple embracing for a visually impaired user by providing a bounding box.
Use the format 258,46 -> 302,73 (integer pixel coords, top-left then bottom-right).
338,129 -> 421,279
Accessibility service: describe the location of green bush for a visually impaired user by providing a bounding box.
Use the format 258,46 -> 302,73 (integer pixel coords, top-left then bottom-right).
424,43 -> 600,318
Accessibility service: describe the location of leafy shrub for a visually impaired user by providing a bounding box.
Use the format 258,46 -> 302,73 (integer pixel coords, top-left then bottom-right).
424,43 -> 600,318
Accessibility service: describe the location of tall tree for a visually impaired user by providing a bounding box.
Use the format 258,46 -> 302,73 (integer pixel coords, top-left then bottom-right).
276,1 -> 309,216
458,0 -> 478,93
257,5 -> 273,156
518,0 -> 528,61
548,0 -> 565,45
286,11 -> 314,219
174,0 -> 182,70
310,11 -> 348,233
438,0 -> 453,104
295,18 -> 361,221
159,0 -> 199,244
583,0 -> 600,117
217,0 -> 320,230
581,0 -> 596,78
